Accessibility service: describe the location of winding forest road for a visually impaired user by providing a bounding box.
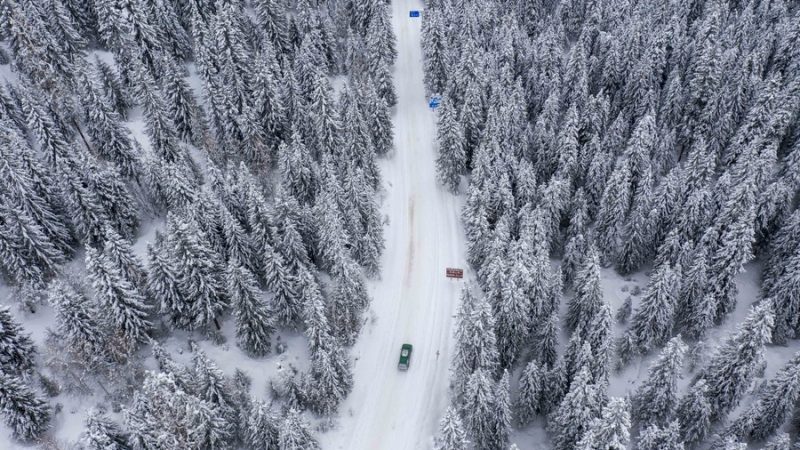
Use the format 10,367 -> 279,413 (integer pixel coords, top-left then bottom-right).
323,0 -> 466,448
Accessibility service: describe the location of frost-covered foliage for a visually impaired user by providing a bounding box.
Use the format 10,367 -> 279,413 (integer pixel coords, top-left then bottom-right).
425,0 -> 800,446
0,0 -> 396,445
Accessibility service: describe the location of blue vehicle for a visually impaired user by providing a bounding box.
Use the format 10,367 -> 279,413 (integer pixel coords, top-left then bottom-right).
409,10 -> 421,17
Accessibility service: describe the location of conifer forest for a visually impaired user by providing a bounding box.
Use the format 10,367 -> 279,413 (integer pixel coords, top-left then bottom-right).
0,0 -> 798,448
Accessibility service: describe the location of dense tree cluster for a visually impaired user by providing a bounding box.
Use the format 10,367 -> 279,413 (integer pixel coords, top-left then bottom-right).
0,0 -> 397,444
426,0 -> 800,447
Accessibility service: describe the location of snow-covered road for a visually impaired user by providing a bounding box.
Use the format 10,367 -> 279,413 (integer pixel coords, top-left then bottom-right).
324,0 -> 466,448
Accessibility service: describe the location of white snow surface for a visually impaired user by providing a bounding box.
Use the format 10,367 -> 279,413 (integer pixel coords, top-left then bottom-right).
323,1 -> 467,448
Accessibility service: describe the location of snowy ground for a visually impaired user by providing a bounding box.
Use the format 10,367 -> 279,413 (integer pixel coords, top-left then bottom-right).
323,0 -> 468,448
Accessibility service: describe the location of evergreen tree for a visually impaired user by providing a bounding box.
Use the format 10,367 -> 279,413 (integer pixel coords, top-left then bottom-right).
165,213 -> 227,330
540,360 -> 568,415
246,399 -> 279,450
567,246 -> 603,335
145,239 -> 184,329
595,161 -> 632,260
461,369 -> 500,450
621,262 -> 680,361
85,246 -> 151,351
125,371 -> 232,449
81,409 -> 130,450
306,342 -> 353,415
494,240 -> 532,368
262,243 -> 301,326
228,262 -> 274,357
764,433 -> 791,450
0,306 -> 36,374
516,359 -> 543,426
150,343 -> 194,391
638,421 -> 685,450
93,56 -> 131,118
80,74 -> 140,179
730,352 -> 800,442
363,81 -> 393,156
548,368 -> 601,450
700,301 -> 774,422
436,97 -> 466,192
633,336 -> 687,426
0,371 -> 50,441
278,408 -> 319,450
537,312 -> 559,369
48,279 -> 107,364
676,380 -> 712,445
451,288 -> 499,398
162,59 -> 201,145
279,128 -> 319,206
436,406 -> 468,450
103,226 -> 147,289
576,398 -> 631,450
329,258 -> 370,345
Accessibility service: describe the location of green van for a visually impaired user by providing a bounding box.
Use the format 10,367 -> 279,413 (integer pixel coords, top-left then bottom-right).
398,344 -> 413,371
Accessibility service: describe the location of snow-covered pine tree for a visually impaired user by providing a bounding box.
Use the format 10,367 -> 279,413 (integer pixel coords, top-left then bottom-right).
145,239 -> 185,329
254,0 -> 291,56
306,341 -> 354,415
727,352 -> 800,442
494,240 -> 532,368
699,301 -> 774,422
763,433 -> 791,450
150,343 -> 194,391
92,56 -> 131,118
48,280 -> 107,364
595,161 -> 633,261
422,7 -> 448,95
770,250 -> 800,344
451,288 -> 499,398
191,346 -> 235,417
279,127 -> 319,207
632,336 -> 687,426
576,397 -> 631,450
516,359 -> 543,426
362,80 -> 393,156
537,312 -> 560,369
436,96 -> 466,193
79,74 -> 140,179
278,408 -> 320,450
0,370 -> 50,441
620,261 -> 680,361
548,368 -> 602,450
329,257 -> 369,345
494,370 -> 512,449
81,156 -> 139,240
676,379 -> 712,445
436,406 -> 468,450
0,306 -> 36,375
312,168 -> 352,273
165,213 -> 226,331
227,262 -> 274,357
103,226 -> 147,290
637,421 -> 685,450
125,371 -> 232,449
461,369 -> 501,450
85,246 -> 151,352
80,408 -> 129,450
566,246 -> 603,334
162,58 -> 200,145
245,398 -> 280,449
